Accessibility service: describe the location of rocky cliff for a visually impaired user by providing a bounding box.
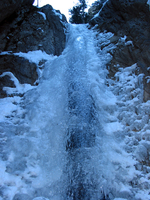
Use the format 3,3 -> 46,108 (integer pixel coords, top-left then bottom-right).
0,0 -> 34,24
0,0 -> 67,97
90,0 -> 150,101
1,0 -> 150,101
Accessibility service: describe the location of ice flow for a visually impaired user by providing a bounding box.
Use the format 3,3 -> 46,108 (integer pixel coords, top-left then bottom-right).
24,24 -> 115,199
0,24 -> 137,200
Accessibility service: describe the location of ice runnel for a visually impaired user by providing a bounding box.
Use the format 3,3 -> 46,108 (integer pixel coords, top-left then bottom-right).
64,25 -> 105,200
65,25 -> 97,151
66,84 -> 96,150
66,72 -> 98,199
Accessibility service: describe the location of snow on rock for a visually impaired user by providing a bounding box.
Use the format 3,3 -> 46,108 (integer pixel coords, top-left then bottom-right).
13,50 -> 56,65
92,0 -> 109,20
37,11 -> 47,20
0,51 -> 12,55
52,9 -> 63,20
0,51 -> 56,89
108,62 -> 150,199
0,72 -> 36,96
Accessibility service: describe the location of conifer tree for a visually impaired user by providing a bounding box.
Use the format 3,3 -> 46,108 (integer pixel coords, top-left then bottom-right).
69,0 -> 89,24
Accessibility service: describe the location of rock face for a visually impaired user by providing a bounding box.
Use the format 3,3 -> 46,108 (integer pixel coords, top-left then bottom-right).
0,0 -> 34,24
90,0 -> 150,101
0,5 -> 67,55
0,55 -> 38,85
0,3 -> 67,97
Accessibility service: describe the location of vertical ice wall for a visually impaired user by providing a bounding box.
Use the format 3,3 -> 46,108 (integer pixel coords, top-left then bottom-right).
0,23 -> 144,200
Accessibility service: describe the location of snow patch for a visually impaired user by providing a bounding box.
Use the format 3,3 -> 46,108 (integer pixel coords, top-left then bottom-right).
0,96 -> 21,122
104,122 -> 123,135
0,72 -> 35,95
125,40 -> 133,46
37,11 -> 46,20
52,9 -> 62,20
92,0 -> 109,20
14,50 -> 56,65
0,51 -> 12,55
0,50 -> 55,65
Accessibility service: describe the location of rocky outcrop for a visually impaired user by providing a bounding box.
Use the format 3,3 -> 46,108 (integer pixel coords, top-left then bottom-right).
0,0 -> 34,24
0,54 -> 38,85
0,5 -> 67,55
90,0 -> 150,101
0,3 -> 67,97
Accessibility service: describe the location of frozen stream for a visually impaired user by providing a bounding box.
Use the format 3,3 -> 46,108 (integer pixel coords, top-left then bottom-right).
1,24 -> 149,200
23,24 -> 119,199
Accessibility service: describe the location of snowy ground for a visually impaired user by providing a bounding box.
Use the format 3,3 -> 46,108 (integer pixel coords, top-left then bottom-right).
0,24 -> 150,200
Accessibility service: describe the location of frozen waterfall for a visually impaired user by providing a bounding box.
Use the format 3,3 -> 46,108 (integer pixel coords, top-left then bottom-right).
1,24 -> 147,200
23,24 -> 118,199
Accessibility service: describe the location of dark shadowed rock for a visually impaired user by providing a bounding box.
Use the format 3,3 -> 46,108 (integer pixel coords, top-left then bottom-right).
0,0 -> 34,24
0,5 -> 67,55
0,54 -> 38,85
90,0 -> 150,101
0,4 -> 67,97
0,75 -> 16,98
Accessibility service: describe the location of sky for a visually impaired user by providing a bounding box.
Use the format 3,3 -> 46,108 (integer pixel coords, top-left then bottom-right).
33,0 -> 96,21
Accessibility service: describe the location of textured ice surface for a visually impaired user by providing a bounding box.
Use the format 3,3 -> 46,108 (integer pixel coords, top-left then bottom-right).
0,24 -> 150,200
